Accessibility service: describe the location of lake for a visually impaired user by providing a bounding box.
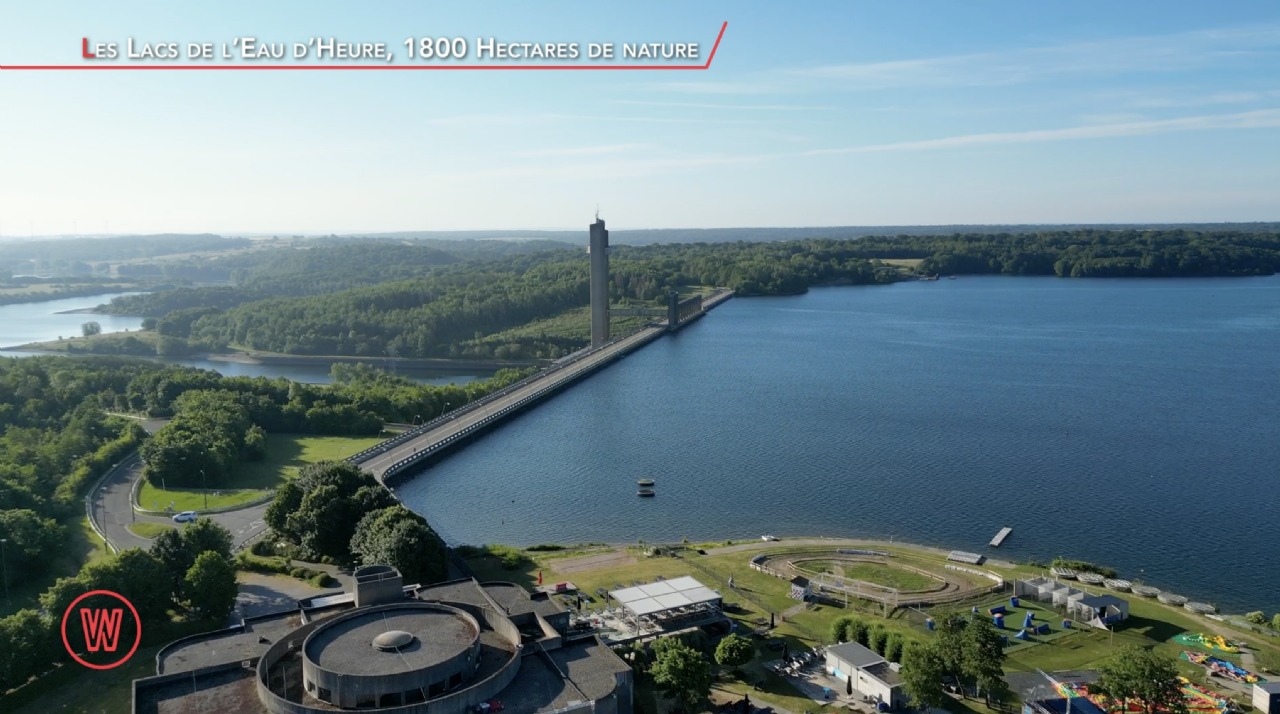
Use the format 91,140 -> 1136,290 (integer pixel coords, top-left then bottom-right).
0,293 -> 483,385
395,276 -> 1280,614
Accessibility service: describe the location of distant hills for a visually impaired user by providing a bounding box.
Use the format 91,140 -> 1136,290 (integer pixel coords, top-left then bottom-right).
347,222 -> 1280,245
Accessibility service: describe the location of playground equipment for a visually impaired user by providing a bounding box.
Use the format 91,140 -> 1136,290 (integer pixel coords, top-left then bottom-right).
1183,651 -> 1263,683
1175,633 -> 1240,653
1058,678 -> 1231,714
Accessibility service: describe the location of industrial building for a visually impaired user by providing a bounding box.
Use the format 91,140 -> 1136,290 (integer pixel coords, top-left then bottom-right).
132,566 -> 632,714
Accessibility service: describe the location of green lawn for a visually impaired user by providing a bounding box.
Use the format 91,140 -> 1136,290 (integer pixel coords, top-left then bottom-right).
467,539 -> 1280,710
136,433 -> 386,512
794,559 -> 939,591
127,521 -> 175,539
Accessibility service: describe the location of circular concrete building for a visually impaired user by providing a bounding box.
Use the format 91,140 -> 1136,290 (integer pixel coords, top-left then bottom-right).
301,602 -> 481,708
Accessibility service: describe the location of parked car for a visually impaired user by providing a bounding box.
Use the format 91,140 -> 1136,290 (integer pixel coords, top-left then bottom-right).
172,510 -> 198,523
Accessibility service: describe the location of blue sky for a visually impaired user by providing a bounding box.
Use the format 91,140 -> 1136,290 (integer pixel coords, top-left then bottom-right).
1,1 -> 1277,234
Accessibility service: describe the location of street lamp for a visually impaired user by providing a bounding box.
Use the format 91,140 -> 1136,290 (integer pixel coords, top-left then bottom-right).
200,469 -> 207,510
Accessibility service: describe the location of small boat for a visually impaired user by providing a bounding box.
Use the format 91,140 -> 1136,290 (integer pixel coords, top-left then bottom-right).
637,488 -> 655,497
761,535 -> 779,542
636,478 -> 655,488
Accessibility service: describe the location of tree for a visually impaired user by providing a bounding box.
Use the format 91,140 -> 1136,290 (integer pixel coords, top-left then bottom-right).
281,461 -> 394,561
901,640 -> 949,710
830,615 -> 862,643
650,639 -> 712,712
349,505 -> 448,585
932,611 -> 969,695
1245,611 -> 1266,625
265,479 -> 303,537
884,633 -> 905,664
0,508 -> 65,575
849,618 -> 871,647
1096,646 -> 1187,714
870,626 -> 890,655
962,615 -> 1011,706
149,519 -> 233,601
183,551 -> 238,620
0,609 -> 53,691
81,321 -> 101,336
714,633 -> 754,669
182,518 -> 233,560
79,548 -> 171,622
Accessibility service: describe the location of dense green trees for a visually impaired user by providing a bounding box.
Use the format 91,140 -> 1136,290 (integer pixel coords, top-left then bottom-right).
650,638 -> 712,711
1096,646 -> 1187,714
183,552 -> 238,620
349,505 -> 448,585
266,461 -> 397,562
901,612 -> 1010,708
713,633 -> 754,669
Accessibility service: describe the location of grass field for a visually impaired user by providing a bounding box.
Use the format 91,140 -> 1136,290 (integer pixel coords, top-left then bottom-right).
127,521 -> 175,539
794,559 -> 938,591
879,258 -> 924,268
466,539 -> 1280,710
136,433 -> 385,512
17,330 -> 157,353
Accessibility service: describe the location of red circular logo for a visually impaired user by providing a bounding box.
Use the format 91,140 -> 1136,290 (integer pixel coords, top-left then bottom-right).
60,589 -> 142,670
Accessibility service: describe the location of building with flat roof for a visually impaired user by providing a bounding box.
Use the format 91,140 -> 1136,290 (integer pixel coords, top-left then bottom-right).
824,641 -> 906,710
1255,681 -> 1280,714
132,566 -> 632,714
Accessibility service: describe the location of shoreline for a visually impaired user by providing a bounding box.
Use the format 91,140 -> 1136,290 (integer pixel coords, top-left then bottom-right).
505,534 -> 1279,622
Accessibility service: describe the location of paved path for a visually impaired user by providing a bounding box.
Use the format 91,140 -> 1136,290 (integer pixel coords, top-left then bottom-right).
355,324 -> 667,479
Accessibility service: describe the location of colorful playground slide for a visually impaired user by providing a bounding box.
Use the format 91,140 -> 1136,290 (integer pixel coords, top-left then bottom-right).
1174,633 -> 1240,653
1183,651 -> 1264,684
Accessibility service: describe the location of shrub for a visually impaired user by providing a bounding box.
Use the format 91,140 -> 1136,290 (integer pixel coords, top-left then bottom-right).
527,544 -> 565,552
309,573 -> 337,588
1245,611 -> 1266,625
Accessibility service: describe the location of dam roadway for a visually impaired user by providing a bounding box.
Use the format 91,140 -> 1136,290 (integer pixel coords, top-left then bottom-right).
353,326 -> 664,482
351,289 -> 732,485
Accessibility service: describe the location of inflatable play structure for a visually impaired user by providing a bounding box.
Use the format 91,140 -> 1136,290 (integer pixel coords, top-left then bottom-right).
1175,633 -> 1240,653
1057,678 -> 1231,714
1183,651 -> 1264,684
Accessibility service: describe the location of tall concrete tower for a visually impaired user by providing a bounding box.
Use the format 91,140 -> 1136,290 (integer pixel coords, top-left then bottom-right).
588,214 -> 610,347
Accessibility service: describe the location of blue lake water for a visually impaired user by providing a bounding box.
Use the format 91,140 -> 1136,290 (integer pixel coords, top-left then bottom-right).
396,276 -> 1280,614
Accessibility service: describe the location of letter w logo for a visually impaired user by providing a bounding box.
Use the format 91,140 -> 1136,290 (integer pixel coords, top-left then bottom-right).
79,608 -> 124,653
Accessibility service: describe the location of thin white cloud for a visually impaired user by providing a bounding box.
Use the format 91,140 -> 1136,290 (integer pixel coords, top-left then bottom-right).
640,80 -> 778,96
796,24 -> 1280,89
798,109 -> 1280,156
421,109 -> 1280,183
611,99 -> 835,112
515,144 -> 649,158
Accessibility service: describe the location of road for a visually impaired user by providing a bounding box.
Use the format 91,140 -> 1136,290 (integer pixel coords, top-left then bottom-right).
93,451 -> 272,552
355,324 -> 667,480
90,297 -> 732,552
89,326 -> 665,553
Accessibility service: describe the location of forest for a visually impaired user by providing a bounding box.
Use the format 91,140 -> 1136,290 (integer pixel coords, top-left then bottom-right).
83,229 -> 1280,362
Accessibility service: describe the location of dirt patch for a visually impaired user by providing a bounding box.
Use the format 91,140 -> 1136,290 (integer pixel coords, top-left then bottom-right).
552,550 -> 637,574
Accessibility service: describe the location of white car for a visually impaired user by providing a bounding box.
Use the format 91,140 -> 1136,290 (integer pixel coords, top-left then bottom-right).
172,510 -> 199,523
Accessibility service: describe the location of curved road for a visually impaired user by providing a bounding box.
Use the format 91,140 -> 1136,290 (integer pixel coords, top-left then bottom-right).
92,436 -> 271,553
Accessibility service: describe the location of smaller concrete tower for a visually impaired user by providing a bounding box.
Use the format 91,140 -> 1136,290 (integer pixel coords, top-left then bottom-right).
588,214 -> 610,347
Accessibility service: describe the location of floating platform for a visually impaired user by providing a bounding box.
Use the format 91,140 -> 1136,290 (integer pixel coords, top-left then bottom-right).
1159,592 -> 1188,605
1131,585 -> 1160,598
1103,579 -> 1132,592
990,527 -> 1013,547
1077,572 -> 1105,585
636,488 -> 655,497
1050,566 -> 1078,579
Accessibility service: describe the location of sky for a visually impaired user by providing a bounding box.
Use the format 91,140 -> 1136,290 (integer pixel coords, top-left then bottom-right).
0,1 -> 1278,234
